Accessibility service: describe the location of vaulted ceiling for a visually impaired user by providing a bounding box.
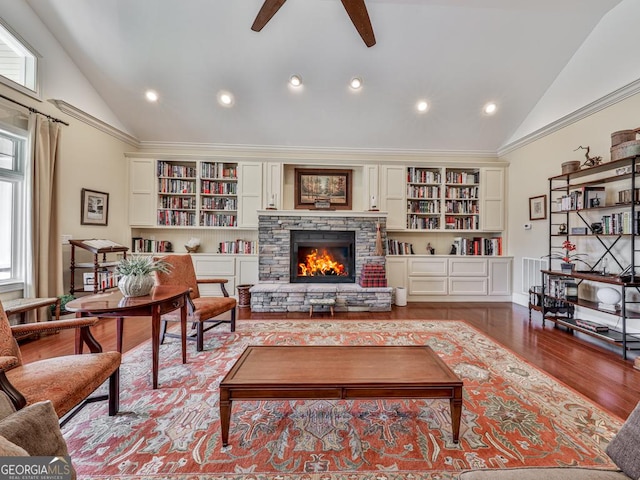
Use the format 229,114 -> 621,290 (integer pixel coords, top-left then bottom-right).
25,0 -> 622,152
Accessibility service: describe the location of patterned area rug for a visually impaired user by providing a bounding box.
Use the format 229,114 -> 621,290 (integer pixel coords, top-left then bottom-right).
63,320 -> 622,479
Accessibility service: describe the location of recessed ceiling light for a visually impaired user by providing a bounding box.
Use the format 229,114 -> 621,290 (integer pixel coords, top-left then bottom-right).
217,90 -> 234,107
289,74 -> 302,87
416,100 -> 429,112
350,77 -> 362,90
483,102 -> 497,115
145,90 -> 158,102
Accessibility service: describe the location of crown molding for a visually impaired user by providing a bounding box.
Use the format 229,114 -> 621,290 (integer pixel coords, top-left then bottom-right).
136,141 -> 500,164
49,99 -> 139,147
498,78 -> 640,157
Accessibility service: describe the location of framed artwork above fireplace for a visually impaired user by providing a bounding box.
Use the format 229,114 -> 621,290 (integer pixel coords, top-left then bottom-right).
294,168 -> 352,210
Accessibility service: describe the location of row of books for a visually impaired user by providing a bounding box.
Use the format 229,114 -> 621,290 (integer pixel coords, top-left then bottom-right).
444,186 -> 479,199
201,197 -> 237,211
445,216 -> 479,230
387,239 -> 415,255
408,200 -> 439,213
158,178 -> 195,194
218,239 -> 257,254
445,171 -> 479,185
407,215 -> 440,230
83,270 -> 120,292
558,186 -> 604,210
157,210 -> 197,226
617,188 -> 640,204
407,185 -> 440,198
452,237 -> 502,256
201,180 -> 237,195
600,211 -> 640,234
407,168 -> 441,184
159,196 -> 195,209
444,200 -> 479,214
157,161 -> 197,178
201,163 -> 237,180
200,213 -> 237,227
131,238 -> 173,253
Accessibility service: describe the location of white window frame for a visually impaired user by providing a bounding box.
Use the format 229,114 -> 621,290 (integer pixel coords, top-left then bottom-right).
0,123 -> 28,293
0,18 -> 41,100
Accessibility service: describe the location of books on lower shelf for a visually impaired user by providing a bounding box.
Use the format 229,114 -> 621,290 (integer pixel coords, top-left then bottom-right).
132,237 -> 173,253
83,270 -> 120,291
453,237 -> 502,256
387,239 -> 414,255
218,239 -> 256,254
575,319 -> 609,333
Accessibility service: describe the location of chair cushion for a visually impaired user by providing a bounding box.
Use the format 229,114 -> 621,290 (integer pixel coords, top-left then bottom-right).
0,400 -> 68,456
6,352 -> 121,417
606,401 -> 640,480
191,297 -> 236,322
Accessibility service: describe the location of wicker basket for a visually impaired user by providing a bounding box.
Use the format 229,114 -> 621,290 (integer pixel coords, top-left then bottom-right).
237,284 -> 253,308
561,161 -> 580,174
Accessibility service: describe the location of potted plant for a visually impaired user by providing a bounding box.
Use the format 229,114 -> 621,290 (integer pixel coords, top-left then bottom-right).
546,240 -> 591,273
115,255 -> 171,297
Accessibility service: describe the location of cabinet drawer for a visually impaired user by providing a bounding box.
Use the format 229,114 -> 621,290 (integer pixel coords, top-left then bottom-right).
448,278 -> 487,295
192,256 -> 235,276
448,258 -> 488,277
408,258 -> 448,276
409,277 -> 448,295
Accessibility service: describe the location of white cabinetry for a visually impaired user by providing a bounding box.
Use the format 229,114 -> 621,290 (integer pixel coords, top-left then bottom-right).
380,165 -> 406,230
388,255 -> 512,301
191,254 -> 258,297
129,158 -> 156,226
238,162 -> 262,228
480,167 -> 505,231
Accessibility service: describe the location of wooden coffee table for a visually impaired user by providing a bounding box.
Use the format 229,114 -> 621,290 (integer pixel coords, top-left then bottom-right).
219,345 -> 463,446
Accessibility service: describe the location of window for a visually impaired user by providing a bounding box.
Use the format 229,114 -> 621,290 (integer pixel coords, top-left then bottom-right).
0,126 -> 27,289
0,19 -> 39,97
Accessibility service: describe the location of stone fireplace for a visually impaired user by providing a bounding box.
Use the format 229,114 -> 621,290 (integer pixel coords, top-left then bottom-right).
252,211 -> 392,312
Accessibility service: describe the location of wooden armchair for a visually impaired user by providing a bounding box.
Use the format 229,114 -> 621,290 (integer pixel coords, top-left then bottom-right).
154,254 -> 236,352
0,300 -> 120,422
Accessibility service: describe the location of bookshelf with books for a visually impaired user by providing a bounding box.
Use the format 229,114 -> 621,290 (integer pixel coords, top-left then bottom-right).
69,239 -> 129,295
157,160 -> 197,227
538,155 -> 640,359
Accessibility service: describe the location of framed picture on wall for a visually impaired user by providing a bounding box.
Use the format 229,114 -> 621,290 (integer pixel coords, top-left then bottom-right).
294,168 -> 352,210
81,188 -> 109,225
529,194 -> 547,221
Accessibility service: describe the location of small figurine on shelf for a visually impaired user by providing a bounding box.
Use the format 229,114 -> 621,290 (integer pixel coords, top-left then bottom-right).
185,237 -> 201,254
369,195 -> 379,211
426,243 -> 435,255
267,193 -> 277,210
450,244 -> 457,255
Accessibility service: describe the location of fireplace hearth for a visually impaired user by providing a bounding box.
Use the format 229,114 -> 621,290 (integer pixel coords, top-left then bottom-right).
290,230 -> 355,283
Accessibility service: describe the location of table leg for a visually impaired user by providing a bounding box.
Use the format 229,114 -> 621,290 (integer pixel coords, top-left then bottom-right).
181,296 -> 187,364
450,388 -> 463,443
220,387 -> 232,446
151,305 -> 160,389
74,313 -> 83,354
116,317 -> 124,353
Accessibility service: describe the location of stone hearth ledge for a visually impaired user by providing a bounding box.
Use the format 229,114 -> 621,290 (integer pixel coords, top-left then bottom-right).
250,283 -> 393,313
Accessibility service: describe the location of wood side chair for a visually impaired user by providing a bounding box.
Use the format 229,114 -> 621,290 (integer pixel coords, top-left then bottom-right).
154,255 -> 237,351
0,300 -> 120,423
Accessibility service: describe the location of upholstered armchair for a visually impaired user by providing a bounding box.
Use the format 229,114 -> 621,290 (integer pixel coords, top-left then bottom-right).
0,300 -> 120,422
154,254 -> 236,352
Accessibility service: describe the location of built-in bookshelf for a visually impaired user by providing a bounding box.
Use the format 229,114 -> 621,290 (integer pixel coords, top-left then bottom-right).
157,160 -> 197,226
200,161 -> 238,227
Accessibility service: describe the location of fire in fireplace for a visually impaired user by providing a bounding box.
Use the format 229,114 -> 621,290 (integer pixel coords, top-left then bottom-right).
290,230 -> 356,283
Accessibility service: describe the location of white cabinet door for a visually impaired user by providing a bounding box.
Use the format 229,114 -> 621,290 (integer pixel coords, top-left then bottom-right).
489,258 -> 512,295
192,255 -> 235,297
380,165 -> 406,230
386,257 -> 407,288
128,158 -> 156,226
264,162 -> 282,210
238,162 -> 263,228
363,164 -> 379,210
448,258 -> 488,277
237,256 -> 259,286
408,257 -> 448,276
409,277 -> 448,295
449,277 -> 488,295
480,167 -> 505,231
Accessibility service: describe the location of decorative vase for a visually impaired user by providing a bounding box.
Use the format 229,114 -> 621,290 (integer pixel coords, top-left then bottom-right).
560,263 -> 575,274
118,274 -> 155,297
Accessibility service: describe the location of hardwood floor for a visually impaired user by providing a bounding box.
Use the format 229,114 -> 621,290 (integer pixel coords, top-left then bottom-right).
18,302 -> 640,419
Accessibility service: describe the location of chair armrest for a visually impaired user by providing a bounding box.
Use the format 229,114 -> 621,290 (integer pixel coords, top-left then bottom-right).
0,356 -> 18,372
196,278 -> 230,296
10,317 -> 100,339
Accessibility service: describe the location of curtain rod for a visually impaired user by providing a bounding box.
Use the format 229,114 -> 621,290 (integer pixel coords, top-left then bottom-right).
0,93 -> 69,126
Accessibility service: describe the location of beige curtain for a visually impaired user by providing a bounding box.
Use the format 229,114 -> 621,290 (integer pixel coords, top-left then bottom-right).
30,116 -> 63,318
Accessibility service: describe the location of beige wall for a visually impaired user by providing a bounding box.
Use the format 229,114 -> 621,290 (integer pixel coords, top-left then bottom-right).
0,84 -> 136,299
503,91 -> 640,307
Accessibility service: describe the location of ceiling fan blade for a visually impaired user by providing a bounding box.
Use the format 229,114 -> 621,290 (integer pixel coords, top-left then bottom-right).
251,0 -> 288,32
340,0 -> 376,47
